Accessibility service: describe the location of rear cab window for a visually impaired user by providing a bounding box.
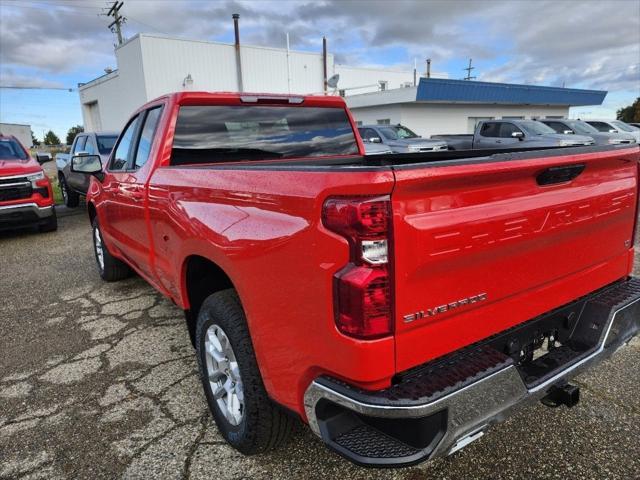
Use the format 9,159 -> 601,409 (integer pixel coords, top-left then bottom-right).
170,105 -> 358,165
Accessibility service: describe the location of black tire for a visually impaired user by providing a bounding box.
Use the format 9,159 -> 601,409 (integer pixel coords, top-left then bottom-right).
38,208 -> 58,233
59,173 -> 80,208
196,289 -> 295,454
92,217 -> 131,282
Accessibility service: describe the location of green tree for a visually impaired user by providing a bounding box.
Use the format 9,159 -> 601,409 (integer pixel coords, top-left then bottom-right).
31,131 -> 40,147
66,125 -> 84,146
43,130 -> 61,146
616,97 -> 640,123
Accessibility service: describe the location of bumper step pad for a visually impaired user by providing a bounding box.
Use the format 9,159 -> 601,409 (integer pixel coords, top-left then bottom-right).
334,424 -> 420,459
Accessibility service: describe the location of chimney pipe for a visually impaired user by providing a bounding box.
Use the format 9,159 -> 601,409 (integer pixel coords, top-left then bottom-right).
426,58 -> 431,79
233,14 -> 243,92
322,36 -> 328,95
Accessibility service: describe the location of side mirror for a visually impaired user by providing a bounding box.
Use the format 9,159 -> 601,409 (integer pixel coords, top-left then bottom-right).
370,137 -> 382,143
71,154 -> 104,181
511,131 -> 524,139
36,152 -> 52,164
609,129 -> 619,133
75,150 -> 89,157
563,130 -> 575,135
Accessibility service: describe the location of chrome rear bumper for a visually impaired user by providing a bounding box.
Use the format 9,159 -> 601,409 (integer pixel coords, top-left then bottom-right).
303,277 -> 640,467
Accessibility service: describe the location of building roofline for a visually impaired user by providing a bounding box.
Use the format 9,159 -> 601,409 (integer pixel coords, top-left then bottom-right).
346,77 -> 607,108
124,32 -> 335,58
78,69 -> 119,91
0,122 -> 32,127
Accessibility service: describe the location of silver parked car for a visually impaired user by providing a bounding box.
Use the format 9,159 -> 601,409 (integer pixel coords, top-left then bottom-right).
540,119 -> 636,145
358,124 -> 448,153
583,119 -> 640,143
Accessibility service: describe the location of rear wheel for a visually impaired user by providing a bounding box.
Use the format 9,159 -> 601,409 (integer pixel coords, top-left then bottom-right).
92,218 -> 130,281
196,289 -> 295,454
59,173 -> 80,208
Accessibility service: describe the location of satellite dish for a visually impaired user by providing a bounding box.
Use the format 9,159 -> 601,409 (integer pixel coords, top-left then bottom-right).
327,74 -> 340,89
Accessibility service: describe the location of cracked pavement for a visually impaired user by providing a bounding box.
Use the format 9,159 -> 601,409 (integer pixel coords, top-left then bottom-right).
1,210 -> 639,480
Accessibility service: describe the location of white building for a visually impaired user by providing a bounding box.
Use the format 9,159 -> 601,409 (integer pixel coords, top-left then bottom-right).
346,78 -> 607,136
0,122 -> 33,148
78,33 -> 606,137
79,33 -> 434,132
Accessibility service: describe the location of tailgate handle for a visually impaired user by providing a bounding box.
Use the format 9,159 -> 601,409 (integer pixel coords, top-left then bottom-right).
537,164 -> 585,186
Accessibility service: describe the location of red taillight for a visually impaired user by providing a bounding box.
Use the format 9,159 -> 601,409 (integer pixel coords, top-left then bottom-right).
322,196 -> 393,340
633,162 -> 640,247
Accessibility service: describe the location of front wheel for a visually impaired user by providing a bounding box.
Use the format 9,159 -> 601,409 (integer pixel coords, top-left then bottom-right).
196,289 -> 295,454
59,173 -> 80,208
92,218 -> 130,282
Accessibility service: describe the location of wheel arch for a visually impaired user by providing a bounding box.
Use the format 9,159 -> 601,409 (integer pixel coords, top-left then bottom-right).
87,201 -> 97,225
182,254 -> 236,347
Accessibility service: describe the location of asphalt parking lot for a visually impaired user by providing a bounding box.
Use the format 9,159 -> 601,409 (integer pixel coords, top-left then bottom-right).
1,208 -> 639,480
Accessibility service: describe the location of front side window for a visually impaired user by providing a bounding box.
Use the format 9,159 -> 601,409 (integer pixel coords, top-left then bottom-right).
84,137 -> 96,155
565,120 -> 598,135
97,135 -> 118,155
134,107 -> 163,169
72,136 -> 87,154
543,121 -> 566,133
611,120 -> 635,132
586,121 -> 611,132
171,105 -> 358,165
499,123 -> 523,138
518,121 -> 555,135
110,115 -> 140,171
378,125 -> 419,141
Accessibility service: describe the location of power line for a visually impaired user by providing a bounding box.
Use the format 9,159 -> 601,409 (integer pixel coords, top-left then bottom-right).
0,85 -> 75,92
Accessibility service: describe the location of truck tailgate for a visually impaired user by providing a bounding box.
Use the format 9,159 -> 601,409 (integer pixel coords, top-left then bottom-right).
391,146 -> 639,372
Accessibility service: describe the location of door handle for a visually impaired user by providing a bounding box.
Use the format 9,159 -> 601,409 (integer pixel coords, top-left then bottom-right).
537,164 -> 586,186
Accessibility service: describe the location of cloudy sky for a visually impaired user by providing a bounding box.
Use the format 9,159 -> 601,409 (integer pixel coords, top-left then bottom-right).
1,0 -> 639,140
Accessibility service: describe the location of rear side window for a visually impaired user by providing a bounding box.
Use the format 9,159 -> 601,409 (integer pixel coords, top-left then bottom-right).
134,107 -> 163,169
479,122 -> 500,137
171,105 -> 358,165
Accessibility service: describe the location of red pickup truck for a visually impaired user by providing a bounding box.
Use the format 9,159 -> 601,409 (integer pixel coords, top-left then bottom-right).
0,135 -> 57,232
74,92 -> 640,467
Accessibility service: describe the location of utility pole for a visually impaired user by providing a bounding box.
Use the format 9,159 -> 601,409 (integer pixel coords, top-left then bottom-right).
101,1 -> 126,46
463,58 -> 476,81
